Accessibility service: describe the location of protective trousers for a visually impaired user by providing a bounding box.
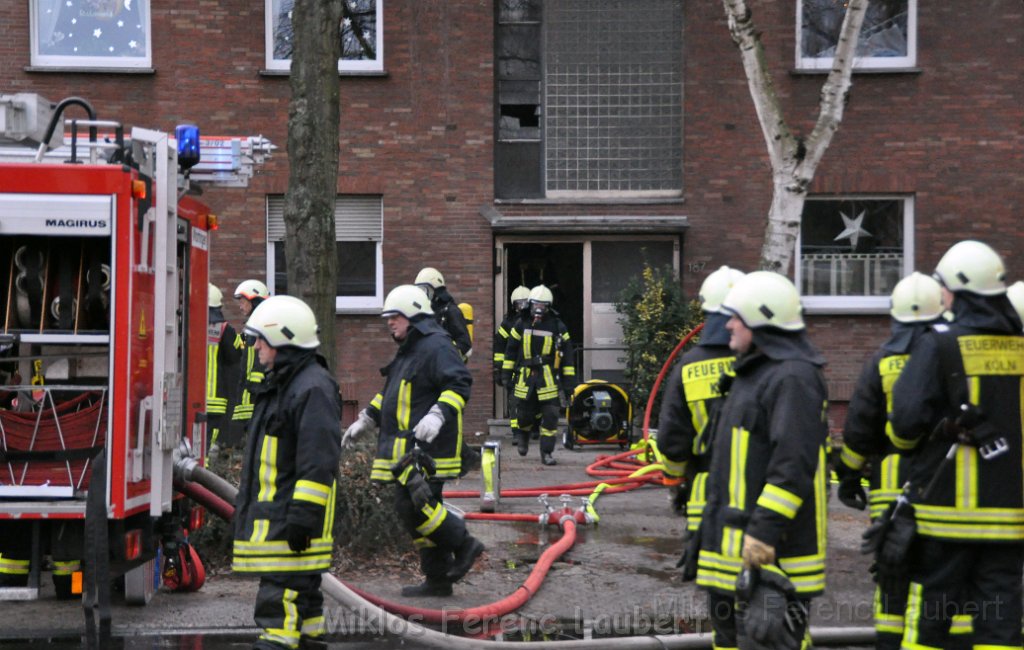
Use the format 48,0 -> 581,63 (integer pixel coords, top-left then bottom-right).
902,537 -> 1022,649
706,590 -> 812,650
252,574 -> 325,650
0,521 -> 30,586
394,480 -> 468,582
512,396 -> 559,456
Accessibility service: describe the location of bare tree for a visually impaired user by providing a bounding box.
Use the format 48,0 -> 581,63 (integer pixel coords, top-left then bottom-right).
284,0 -> 343,369
722,0 -> 870,274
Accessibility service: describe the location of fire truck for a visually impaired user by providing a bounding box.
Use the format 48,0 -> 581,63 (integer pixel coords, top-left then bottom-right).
0,93 -> 271,609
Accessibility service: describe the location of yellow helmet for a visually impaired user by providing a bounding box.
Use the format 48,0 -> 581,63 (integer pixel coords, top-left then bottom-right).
243,295 -> 320,349
699,266 -> 745,314
933,240 -> 1006,296
234,279 -> 270,301
529,285 -> 554,305
890,272 -> 944,323
1007,281 -> 1024,328
721,271 -> 804,331
414,267 -> 445,289
382,285 -> 434,319
208,283 -> 223,308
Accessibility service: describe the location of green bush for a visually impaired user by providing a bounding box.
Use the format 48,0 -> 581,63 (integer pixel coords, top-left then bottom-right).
615,264 -> 704,429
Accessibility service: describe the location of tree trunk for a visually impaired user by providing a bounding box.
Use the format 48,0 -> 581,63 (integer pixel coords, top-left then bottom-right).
285,0 -> 342,369
722,0 -> 869,275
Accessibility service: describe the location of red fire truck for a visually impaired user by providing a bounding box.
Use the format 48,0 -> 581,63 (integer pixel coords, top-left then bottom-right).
0,93 -> 270,610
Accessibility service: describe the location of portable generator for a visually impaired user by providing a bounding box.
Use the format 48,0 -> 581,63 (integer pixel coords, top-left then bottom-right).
563,380 -> 632,449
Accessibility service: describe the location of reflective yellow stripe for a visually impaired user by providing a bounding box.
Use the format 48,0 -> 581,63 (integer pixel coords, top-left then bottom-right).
954,444 -> 978,510
840,445 -> 866,471
662,457 -> 686,477
914,504 -> 1024,540
231,554 -> 333,573
52,560 -> 81,576
722,526 -> 743,558
879,354 -> 908,445
293,479 -> 331,506
301,615 -> 325,637
686,472 -> 708,532
727,426 -> 749,509
370,393 -> 383,410
815,445 -> 828,554
234,539 -> 333,555
416,502 -> 448,537
873,584 -> 904,635
438,390 -> 465,412
322,480 -> 337,538
957,335 -> 1024,376
0,557 -> 29,574
249,519 -> 270,542
757,483 -> 803,519
413,536 -> 437,548
257,435 -> 278,502
948,614 -> 972,636
397,380 -> 412,430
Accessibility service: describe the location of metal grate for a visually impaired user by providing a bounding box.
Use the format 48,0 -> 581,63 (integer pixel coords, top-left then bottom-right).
545,0 -> 682,197
801,252 -> 903,296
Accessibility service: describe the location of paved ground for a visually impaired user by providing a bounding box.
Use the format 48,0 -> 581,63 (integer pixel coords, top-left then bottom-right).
0,433 -> 877,646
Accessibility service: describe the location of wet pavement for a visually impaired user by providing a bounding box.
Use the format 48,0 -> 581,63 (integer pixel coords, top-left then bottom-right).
0,434 -> 877,646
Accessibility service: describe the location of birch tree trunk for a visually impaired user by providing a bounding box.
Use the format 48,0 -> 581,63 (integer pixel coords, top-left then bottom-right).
722,0 -> 869,275
284,0 -> 343,369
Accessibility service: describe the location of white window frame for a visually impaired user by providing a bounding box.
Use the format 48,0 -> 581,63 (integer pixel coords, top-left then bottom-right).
30,0 -> 152,70
264,0 -> 383,74
796,195 -> 915,315
266,195 -> 384,312
795,0 -> 916,72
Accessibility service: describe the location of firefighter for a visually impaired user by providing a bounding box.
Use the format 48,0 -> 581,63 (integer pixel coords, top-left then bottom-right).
231,279 -> 271,439
415,267 -> 472,362
206,284 -> 242,457
657,265 -> 744,578
695,271 -> 829,650
494,285 -> 531,388
834,272 -> 950,649
501,285 -> 577,466
889,240 -> 1023,650
341,285 -> 484,597
232,295 -> 340,650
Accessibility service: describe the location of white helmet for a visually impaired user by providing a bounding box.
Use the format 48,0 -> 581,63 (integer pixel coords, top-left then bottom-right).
933,240 -> 1007,296
208,283 -> 223,308
382,285 -> 434,319
890,272 -> 944,323
721,271 -> 804,331
510,285 -> 531,303
529,285 -> 553,305
1007,281 -> 1024,327
234,279 -> 270,301
243,295 -> 320,349
414,267 -> 445,290
699,266 -> 745,314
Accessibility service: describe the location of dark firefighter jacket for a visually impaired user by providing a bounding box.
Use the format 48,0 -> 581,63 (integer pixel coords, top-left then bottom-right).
890,293 -> 1024,543
839,321 -> 936,519
432,287 -> 472,360
366,316 -> 472,482
657,313 -> 735,532
697,329 -> 829,597
232,349 -> 341,575
501,312 -> 576,402
206,307 -> 242,421
232,333 -> 266,425
493,309 -> 528,377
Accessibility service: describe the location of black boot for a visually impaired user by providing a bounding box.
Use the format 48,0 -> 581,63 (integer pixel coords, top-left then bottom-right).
446,536 -> 485,582
541,452 -> 557,466
514,432 -> 529,456
401,579 -> 453,597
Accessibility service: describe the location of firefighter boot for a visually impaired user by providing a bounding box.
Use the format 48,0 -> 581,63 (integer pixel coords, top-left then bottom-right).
514,430 -> 529,456
446,535 -> 485,583
540,431 -> 557,466
541,452 -> 557,466
401,578 -> 453,597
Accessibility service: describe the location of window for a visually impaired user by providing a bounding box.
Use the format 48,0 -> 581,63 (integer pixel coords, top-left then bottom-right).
796,196 -> 914,313
31,0 -> 152,69
495,0 -> 683,199
267,195 -> 384,311
797,0 -> 916,71
266,0 -> 383,73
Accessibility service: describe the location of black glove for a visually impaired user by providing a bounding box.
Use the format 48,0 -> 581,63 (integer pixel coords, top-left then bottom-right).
669,479 -> 691,514
501,371 -> 513,387
493,368 -> 504,387
837,473 -> 867,511
674,527 -> 702,582
736,569 -> 805,650
879,502 -> 916,570
285,523 -> 313,553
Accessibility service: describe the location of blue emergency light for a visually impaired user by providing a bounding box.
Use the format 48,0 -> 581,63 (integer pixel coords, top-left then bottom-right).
175,124 -> 201,170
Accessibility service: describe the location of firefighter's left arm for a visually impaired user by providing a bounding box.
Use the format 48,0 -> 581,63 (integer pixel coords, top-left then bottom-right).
288,379 -> 342,533
557,323 -> 576,392
220,324 -> 243,366
656,356 -> 696,479
445,303 -> 473,357
746,365 -> 828,549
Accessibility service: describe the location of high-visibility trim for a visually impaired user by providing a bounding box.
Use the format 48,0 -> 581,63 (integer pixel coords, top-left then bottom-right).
682,357 -> 732,402
914,504 -> 1024,540
301,615 -> 325,637
510,328 -> 522,341
257,435 -> 279,502
231,553 -> 333,573
0,556 -> 29,575
686,472 -> 708,533
873,585 -> 904,634
493,352 -> 505,364
322,481 -> 337,538
778,553 -> 825,574
293,480 -> 331,507
413,536 -> 437,548
234,539 -> 333,555
840,445 -> 866,471
957,335 -> 1024,376
662,456 -> 686,477
815,445 -> 828,553
721,526 -> 744,559
757,484 -> 803,519
370,393 -> 383,410
259,629 -> 300,650
727,427 -> 749,510
206,396 -> 228,415
250,519 -> 270,542
416,502 -> 448,537
438,390 -> 465,412
397,380 -> 412,430
691,400 -> 709,447
695,549 -> 743,592
540,427 -> 557,438
954,444 -> 978,510
52,560 -> 81,576
948,614 -> 972,636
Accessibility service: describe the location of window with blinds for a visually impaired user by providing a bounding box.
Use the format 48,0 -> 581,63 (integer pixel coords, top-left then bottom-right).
266,195 -> 384,310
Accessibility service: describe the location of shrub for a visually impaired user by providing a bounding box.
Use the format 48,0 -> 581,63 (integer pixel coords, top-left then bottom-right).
614,264 -> 703,429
